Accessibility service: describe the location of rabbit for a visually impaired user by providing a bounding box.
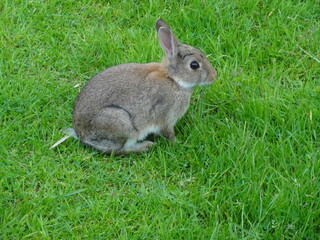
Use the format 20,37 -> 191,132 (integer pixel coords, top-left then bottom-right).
71,19 -> 217,153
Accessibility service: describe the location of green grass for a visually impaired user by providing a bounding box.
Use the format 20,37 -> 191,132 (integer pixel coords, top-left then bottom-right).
1,0 -> 319,239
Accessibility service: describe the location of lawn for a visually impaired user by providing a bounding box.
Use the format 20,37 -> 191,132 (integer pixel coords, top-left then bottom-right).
1,0 -> 319,239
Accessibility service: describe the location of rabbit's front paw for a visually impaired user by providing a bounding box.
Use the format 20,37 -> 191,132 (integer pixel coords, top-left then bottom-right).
162,127 -> 176,142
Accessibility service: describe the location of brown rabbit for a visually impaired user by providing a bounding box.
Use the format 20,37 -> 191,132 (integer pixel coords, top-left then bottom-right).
71,19 -> 217,153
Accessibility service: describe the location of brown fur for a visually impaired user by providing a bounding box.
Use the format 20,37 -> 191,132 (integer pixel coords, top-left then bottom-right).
72,19 -> 217,153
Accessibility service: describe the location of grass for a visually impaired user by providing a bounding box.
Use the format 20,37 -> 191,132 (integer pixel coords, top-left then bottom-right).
0,0 -> 319,239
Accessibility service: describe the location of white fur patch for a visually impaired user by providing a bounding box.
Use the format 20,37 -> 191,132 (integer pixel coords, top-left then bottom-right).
174,77 -> 197,88
138,125 -> 161,140
123,139 -> 137,150
123,126 -> 160,151
174,77 -> 214,88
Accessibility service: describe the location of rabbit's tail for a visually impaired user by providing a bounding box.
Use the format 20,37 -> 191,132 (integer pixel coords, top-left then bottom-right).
62,128 -> 78,139
49,128 -> 78,149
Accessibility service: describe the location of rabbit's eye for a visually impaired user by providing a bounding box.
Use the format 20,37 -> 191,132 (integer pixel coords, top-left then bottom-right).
190,61 -> 200,70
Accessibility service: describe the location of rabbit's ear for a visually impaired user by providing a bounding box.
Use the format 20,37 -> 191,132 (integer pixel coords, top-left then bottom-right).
156,18 -> 170,32
156,19 -> 179,58
158,26 -> 178,58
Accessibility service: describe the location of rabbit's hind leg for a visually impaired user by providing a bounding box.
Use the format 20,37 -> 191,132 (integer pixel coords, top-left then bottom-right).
81,138 -> 123,152
91,105 -> 138,139
90,105 -> 155,153
82,105 -> 137,152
